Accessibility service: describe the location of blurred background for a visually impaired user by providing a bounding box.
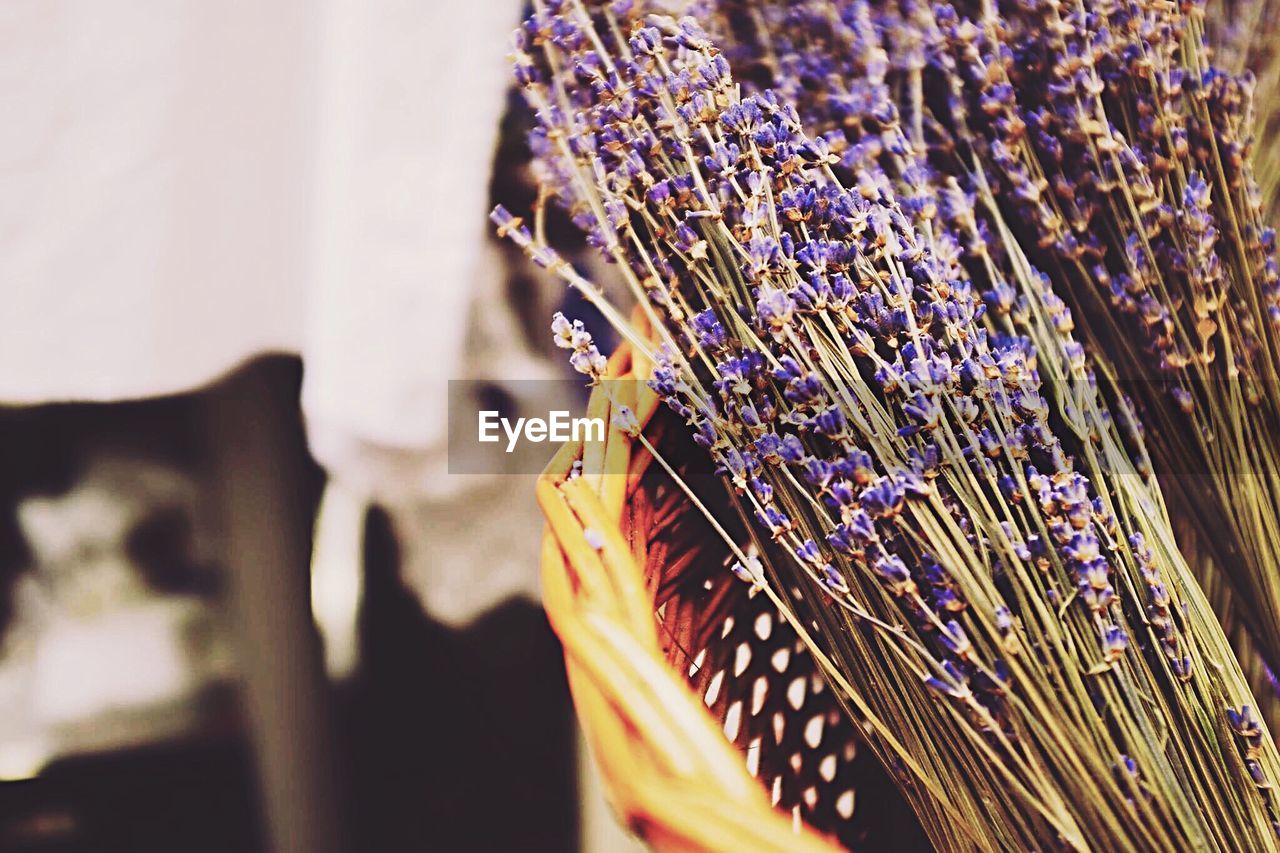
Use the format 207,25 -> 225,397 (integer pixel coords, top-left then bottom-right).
0,1 -> 634,850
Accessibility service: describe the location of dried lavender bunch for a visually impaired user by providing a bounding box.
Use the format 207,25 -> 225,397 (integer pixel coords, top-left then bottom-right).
680,0 -> 1280,729
496,3 -> 1280,848
673,0 -> 1280,729
892,0 -> 1280,689
1205,0 -> 1280,221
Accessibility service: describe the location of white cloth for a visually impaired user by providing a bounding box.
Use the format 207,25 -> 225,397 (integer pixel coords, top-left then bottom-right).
0,0 -> 551,626
0,0 -> 313,401
0,0 -> 519,490
302,0 -> 521,497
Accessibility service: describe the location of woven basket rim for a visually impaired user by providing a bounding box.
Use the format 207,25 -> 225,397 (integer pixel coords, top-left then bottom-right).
538,340 -> 841,852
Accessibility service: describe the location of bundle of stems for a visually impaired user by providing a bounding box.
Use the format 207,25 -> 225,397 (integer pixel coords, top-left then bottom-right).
1201,0 -> 1280,719
497,1 -> 1280,848
690,0 -> 1280,729
1205,0 -> 1280,221
837,0 -> 1280,703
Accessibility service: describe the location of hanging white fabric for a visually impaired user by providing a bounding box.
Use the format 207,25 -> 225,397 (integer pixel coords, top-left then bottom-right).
0,0 -> 518,492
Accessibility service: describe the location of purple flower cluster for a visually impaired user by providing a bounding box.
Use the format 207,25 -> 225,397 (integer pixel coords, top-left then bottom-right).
551,312 -> 608,382
693,0 -> 1280,774
506,0 -> 1140,747
495,1 -> 1280,846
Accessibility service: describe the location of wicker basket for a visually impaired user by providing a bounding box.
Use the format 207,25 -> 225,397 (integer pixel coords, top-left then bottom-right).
538,337 -> 924,852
